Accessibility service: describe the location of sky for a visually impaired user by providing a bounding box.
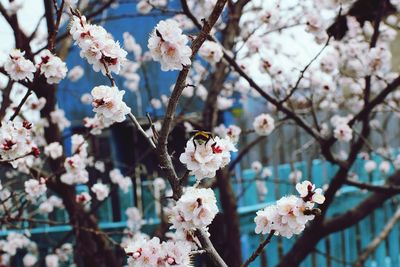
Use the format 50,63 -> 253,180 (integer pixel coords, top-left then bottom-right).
0,0 -> 44,62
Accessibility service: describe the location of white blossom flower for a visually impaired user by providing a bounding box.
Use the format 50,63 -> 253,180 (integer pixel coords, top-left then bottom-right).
364,160 -> 377,173
255,180 -> 325,238
67,65 -> 84,81
148,19 -> 192,71
253,114 -> 275,136
379,161 -> 391,174
126,207 -> 144,232
296,181 -> 325,204
333,124 -> 353,142
37,50 -> 67,84
254,205 -> 280,235
125,235 -> 191,267
24,178 -> 47,199
91,182 -> 110,201
70,15 -> 127,75
83,115 -> 107,135
23,253 -> 37,267
45,254 -> 59,267
170,187 -> 218,231
214,124 -> 241,144
251,161 -> 263,173
81,93 -> 93,104
261,167 -> 272,178
123,32 -> 142,59
0,121 -> 36,163
94,161 -> 105,172
4,49 -> 36,81
50,109 -> 71,131
136,0 -> 153,14
199,40 -> 223,64
179,136 -> 236,180
60,155 -> 89,185
91,85 -> 131,127
44,142 -> 63,159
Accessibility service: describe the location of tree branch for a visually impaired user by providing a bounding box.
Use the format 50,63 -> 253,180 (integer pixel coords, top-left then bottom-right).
353,207 -> 400,267
242,231 -> 275,267
323,171 -> 400,234
344,179 -> 400,194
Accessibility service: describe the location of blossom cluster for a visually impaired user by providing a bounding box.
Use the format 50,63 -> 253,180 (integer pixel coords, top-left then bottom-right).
179,135 -> 237,180
4,49 -> 36,81
37,49 -> 67,84
254,181 -> 325,238
170,187 -> 218,232
125,236 -> 192,267
214,124 -> 241,144
91,182 -> 110,201
43,243 -> 73,267
60,134 -> 89,185
110,168 -> 132,193
0,121 -> 38,164
148,19 -> 192,71
38,195 -> 64,214
126,207 -> 144,232
87,85 -> 131,132
24,178 -> 47,200
199,40 -> 223,64
70,15 -> 127,75
253,113 -> 275,136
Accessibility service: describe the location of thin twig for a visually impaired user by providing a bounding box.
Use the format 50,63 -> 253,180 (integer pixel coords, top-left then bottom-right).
242,231 -> 275,267
353,208 -> 400,267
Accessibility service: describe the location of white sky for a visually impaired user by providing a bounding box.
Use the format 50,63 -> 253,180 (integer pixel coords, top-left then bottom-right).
0,0 -> 44,62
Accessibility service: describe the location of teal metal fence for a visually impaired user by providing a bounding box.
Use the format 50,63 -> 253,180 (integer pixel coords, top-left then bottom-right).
2,156 -> 399,267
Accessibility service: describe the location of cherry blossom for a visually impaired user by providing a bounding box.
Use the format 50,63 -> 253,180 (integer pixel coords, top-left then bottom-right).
24,178 -> 47,199
23,253 -> 38,267
37,50 -> 67,84
251,161 -> 263,173
379,161 -> 391,174
4,49 -> 36,81
179,135 -> 237,180
70,15 -> 127,75
45,254 -> 59,267
255,180 -> 325,238
109,168 -> 132,193
44,142 -> 63,159
253,113 -> 275,136
67,65 -> 84,81
125,235 -> 192,267
333,123 -> 353,142
91,85 -> 131,127
148,19 -> 192,71
170,187 -> 218,231
0,121 -> 36,163
50,109 -> 71,131
91,182 -> 110,201
199,40 -> 223,64
60,154 -> 89,185
126,207 -> 144,232
295,180 -> 325,204
123,32 -> 142,60
364,160 -> 377,173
